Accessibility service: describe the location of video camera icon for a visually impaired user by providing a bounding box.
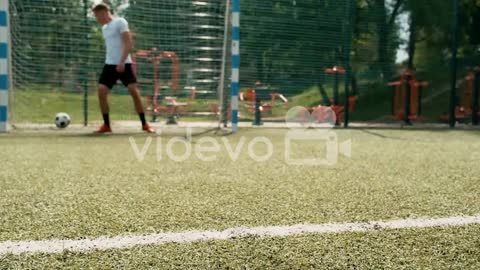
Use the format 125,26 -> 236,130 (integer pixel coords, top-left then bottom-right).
284,106 -> 352,166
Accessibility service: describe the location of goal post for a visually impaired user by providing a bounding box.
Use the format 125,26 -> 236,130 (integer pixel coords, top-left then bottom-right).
0,0 -> 8,133
231,0 -> 240,132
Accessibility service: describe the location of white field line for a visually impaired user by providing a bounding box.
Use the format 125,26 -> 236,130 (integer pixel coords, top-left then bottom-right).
1,214 -> 479,255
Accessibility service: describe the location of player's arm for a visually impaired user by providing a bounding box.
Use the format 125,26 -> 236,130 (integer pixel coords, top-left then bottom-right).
117,19 -> 132,73
119,32 -> 133,65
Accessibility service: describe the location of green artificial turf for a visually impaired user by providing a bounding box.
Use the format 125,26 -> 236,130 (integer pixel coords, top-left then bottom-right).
2,224 -> 479,269
0,128 -> 479,268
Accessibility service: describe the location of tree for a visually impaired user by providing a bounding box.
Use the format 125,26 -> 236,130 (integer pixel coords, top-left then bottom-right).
403,0 -> 453,70
11,0 -> 98,89
241,0 -> 349,88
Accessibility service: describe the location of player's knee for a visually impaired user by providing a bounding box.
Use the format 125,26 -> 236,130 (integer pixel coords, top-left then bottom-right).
127,85 -> 139,95
98,85 -> 109,97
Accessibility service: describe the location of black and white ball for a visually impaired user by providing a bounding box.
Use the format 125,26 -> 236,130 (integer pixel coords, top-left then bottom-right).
55,112 -> 71,128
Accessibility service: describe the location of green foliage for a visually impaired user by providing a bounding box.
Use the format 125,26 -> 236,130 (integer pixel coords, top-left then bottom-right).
460,0 -> 480,54
241,0 -> 349,87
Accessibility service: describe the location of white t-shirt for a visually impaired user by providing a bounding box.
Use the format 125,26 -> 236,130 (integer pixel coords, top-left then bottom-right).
102,17 -> 132,65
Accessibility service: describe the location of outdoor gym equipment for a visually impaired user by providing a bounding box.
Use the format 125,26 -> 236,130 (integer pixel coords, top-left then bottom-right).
239,81 -> 288,126
440,67 -> 480,124
133,48 -> 193,124
387,70 -> 428,125
318,66 -> 358,125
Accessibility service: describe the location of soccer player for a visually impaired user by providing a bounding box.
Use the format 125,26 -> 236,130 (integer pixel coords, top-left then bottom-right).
92,3 -> 154,133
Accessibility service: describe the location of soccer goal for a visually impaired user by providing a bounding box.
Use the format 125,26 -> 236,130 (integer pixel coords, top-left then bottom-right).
9,0 -> 234,130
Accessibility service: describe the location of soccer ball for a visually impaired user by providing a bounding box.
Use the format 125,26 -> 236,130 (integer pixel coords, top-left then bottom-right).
55,112 -> 71,128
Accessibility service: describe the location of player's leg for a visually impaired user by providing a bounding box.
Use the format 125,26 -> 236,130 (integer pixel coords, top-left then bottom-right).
96,65 -> 117,133
122,64 -> 154,133
98,84 -> 111,128
126,83 -> 154,133
126,83 -> 144,114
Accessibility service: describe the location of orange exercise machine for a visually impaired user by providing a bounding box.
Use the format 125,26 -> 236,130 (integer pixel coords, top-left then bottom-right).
388,70 -> 428,124
133,49 -> 194,124
239,82 -> 288,113
440,67 -> 480,124
239,81 -> 288,125
319,66 -> 358,125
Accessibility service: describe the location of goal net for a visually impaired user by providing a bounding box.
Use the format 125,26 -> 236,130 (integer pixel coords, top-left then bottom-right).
10,0 -> 230,127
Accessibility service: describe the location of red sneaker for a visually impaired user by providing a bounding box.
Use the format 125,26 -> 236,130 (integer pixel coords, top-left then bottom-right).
95,124 -> 112,133
142,124 -> 155,133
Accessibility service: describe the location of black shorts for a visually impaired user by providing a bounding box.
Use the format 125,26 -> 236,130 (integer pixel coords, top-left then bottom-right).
99,64 -> 137,89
